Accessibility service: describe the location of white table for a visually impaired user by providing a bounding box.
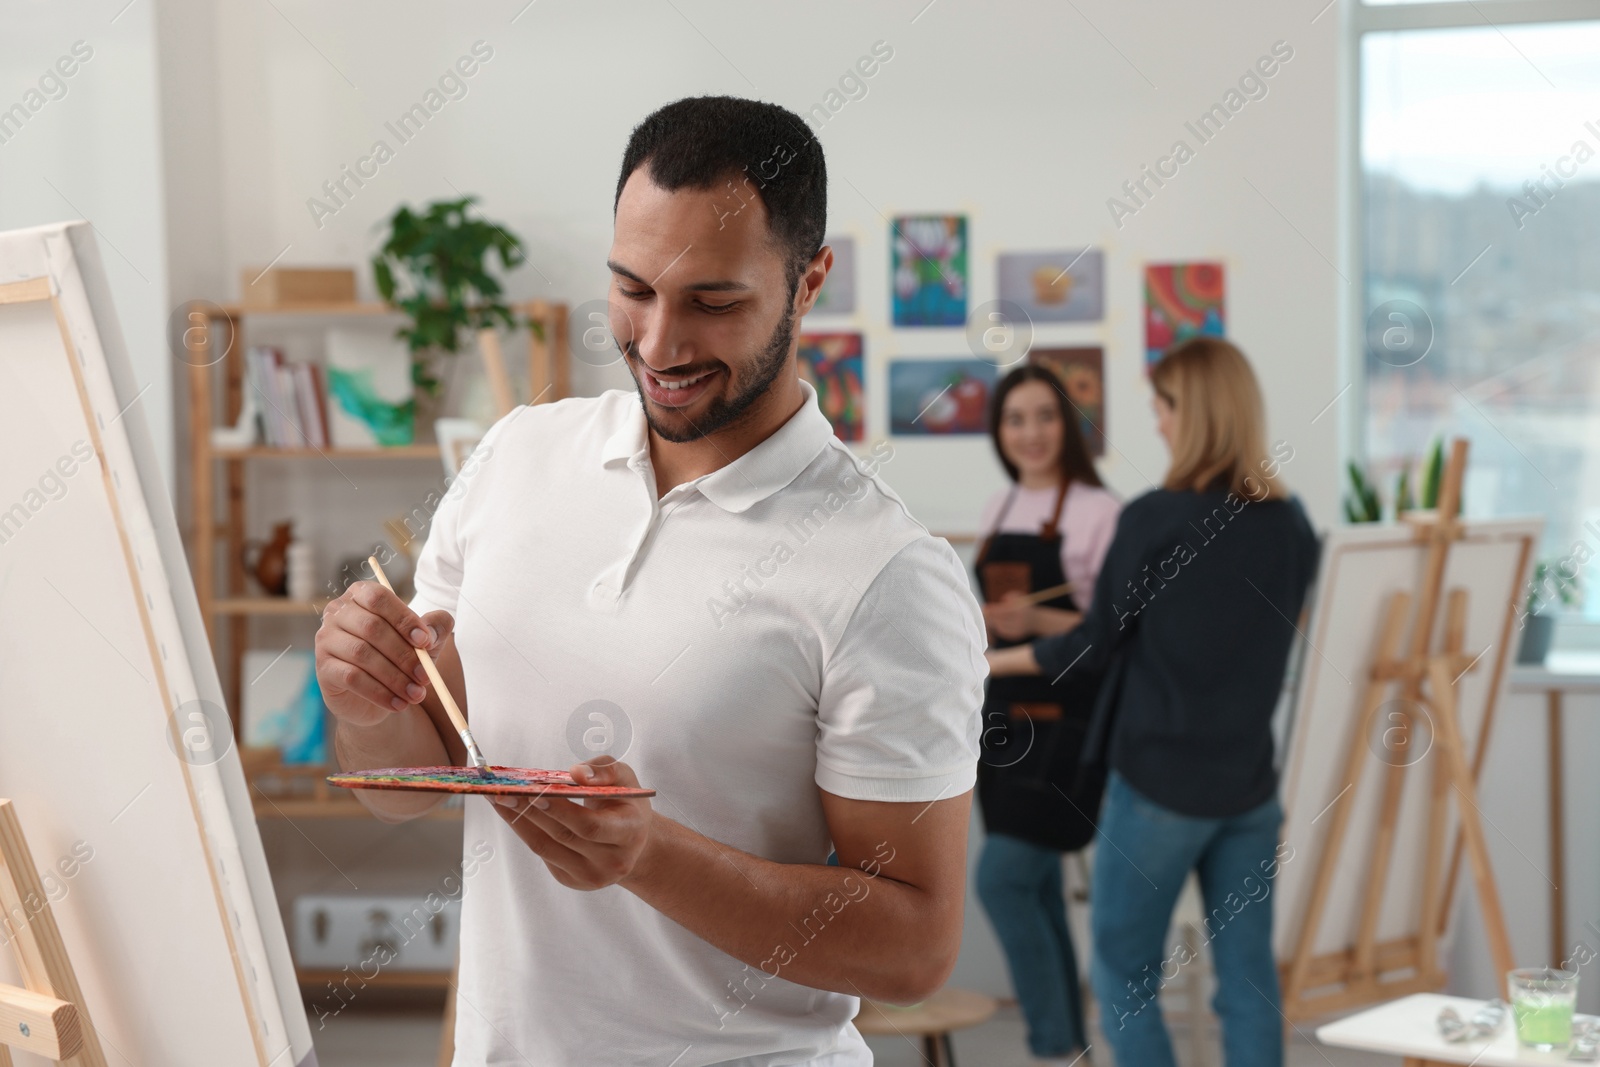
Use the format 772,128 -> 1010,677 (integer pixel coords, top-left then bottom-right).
1509,651 -> 1600,966
1318,993 -> 1593,1065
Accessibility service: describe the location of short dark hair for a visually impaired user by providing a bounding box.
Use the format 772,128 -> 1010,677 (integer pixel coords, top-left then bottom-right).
614,96 -> 827,292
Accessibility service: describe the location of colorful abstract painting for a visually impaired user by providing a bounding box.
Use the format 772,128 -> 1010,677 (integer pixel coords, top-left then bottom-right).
811,235 -> 856,315
888,358 -> 997,435
327,766 -> 656,798
997,249 -> 1104,323
892,216 -> 967,327
797,332 -> 865,442
1030,347 -> 1106,458
1144,262 -> 1225,364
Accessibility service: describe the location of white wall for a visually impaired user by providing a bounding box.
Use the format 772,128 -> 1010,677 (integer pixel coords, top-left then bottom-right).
0,0 -> 173,489
182,0 -> 1345,531
134,0 -> 1591,1019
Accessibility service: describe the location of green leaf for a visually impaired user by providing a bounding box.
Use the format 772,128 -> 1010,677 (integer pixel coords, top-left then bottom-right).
1420,437 -> 1444,511
1344,461 -> 1382,523
373,258 -> 395,302
371,193 -> 528,367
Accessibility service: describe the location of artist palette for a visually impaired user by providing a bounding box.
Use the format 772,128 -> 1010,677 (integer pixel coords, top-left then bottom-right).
326,766 -> 655,798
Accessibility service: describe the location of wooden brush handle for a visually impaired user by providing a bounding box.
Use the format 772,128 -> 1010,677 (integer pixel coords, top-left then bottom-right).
366,556 -> 469,735
1017,581 -> 1075,607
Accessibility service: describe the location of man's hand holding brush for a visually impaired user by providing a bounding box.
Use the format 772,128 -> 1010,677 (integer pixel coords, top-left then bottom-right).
316,571 -> 465,821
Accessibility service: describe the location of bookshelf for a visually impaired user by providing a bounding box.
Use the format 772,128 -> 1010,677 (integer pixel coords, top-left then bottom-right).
184,298 -> 570,817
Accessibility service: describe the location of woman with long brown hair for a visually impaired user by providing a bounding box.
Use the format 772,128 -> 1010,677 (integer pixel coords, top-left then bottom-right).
973,363 -> 1119,1065
987,338 -> 1319,1067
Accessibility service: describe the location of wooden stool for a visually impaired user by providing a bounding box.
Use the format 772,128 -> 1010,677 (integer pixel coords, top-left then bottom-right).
854,987 -> 998,1066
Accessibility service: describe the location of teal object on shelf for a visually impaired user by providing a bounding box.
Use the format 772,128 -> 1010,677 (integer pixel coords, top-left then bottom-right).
327,365 -> 415,446
281,666 -> 328,766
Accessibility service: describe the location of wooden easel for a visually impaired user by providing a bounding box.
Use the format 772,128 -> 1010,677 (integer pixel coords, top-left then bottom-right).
1281,439 -> 1517,1019
0,800 -> 106,1066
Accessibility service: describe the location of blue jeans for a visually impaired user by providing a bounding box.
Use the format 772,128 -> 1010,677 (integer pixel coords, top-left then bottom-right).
1091,773 -> 1285,1067
975,833 -> 1086,1057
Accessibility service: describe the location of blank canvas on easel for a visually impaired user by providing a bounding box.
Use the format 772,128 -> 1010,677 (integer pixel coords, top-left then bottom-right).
1274,513 -> 1538,1017
0,222 -> 314,1064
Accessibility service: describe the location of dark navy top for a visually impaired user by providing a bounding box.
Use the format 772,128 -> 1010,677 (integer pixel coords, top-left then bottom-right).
1031,486 -> 1320,818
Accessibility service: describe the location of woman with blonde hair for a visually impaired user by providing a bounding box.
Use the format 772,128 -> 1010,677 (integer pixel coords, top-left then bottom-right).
987,337 -> 1319,1067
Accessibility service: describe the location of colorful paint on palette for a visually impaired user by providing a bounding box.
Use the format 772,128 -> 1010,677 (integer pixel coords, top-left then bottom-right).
326,765 -> 655,798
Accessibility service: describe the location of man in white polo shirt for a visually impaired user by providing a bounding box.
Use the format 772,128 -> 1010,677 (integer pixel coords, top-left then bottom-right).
316,95 -> 986,1066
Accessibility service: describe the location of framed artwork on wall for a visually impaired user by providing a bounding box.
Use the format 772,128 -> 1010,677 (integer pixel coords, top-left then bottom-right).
892,215 -> 967,327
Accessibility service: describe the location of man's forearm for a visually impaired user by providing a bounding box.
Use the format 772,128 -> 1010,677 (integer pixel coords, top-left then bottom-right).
619,812 -> 953,1004
334,709 -> 452,821
330,632 -> 468,821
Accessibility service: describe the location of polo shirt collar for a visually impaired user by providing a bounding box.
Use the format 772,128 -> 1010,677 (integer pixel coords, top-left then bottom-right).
599,378 -> 836,514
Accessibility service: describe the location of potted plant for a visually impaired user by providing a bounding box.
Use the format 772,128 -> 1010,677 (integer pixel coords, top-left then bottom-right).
1344,461 -> 1381,523
372,196 -> 529,441
1359,438 -> 1458,525
1519,559 -> 1581,665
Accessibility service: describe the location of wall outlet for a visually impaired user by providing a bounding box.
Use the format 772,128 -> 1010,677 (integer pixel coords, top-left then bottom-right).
294,893 -> 460,971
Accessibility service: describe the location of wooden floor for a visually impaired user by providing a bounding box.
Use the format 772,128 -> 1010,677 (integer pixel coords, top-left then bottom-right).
306,1002 -> 1400,1066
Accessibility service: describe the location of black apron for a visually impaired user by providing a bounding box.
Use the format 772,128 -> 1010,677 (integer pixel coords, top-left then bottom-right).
975,483 -> 1108,852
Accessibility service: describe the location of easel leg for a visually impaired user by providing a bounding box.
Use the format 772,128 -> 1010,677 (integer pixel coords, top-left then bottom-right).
1417,707 -> 1451,985
1427,660 -> 1516,994
1356,704 -> 1414,984
1419,591 -> 1469,984
0,800 -> 107,1067
1548,688 -> 1566,967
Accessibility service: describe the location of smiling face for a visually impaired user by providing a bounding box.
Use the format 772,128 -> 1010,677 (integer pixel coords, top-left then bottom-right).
997,379 -> 1065,484
608,167 -> 827,444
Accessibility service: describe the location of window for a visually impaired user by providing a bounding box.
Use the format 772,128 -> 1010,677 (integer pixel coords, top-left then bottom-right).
1355,3 -> 1600,625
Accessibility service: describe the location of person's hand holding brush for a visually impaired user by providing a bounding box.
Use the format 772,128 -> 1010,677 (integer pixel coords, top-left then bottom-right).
316,574 -> 465,820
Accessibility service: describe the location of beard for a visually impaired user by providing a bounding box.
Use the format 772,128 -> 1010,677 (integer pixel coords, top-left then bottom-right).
626,300 -> 797,444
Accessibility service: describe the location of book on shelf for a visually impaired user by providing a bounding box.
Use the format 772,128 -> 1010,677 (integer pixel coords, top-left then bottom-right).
244,345 -> 331,449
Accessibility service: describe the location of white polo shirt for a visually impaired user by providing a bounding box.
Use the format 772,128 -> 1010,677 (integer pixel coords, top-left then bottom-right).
409,379 -> 987,1067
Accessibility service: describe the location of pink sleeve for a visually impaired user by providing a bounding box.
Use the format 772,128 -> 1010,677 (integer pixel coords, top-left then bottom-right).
1063,488 -> 1122,611
976,488 -> 1009,542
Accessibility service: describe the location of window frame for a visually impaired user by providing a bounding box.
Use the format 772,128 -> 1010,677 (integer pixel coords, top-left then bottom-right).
1343,0 -> 1600,644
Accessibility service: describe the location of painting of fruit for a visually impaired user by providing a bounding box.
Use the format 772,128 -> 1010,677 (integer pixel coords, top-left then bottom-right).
996,249 -> 1104,323
888,358 -> 997,435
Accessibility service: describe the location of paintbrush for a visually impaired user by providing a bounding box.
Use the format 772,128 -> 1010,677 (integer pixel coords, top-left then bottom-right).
1014,581 -> 1075,607
366,555 -> 489,777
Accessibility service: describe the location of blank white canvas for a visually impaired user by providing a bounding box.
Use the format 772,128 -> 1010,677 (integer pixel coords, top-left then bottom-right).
1274,516 -> 1539,965
0,222 -> 314,1066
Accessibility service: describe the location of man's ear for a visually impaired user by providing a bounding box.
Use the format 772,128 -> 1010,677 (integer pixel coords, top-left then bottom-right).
793,244 -> 835,317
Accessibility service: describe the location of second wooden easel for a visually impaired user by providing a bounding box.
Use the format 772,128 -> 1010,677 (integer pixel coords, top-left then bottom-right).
1281,438 -> 1517,1019
0,799 -> 106,1067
